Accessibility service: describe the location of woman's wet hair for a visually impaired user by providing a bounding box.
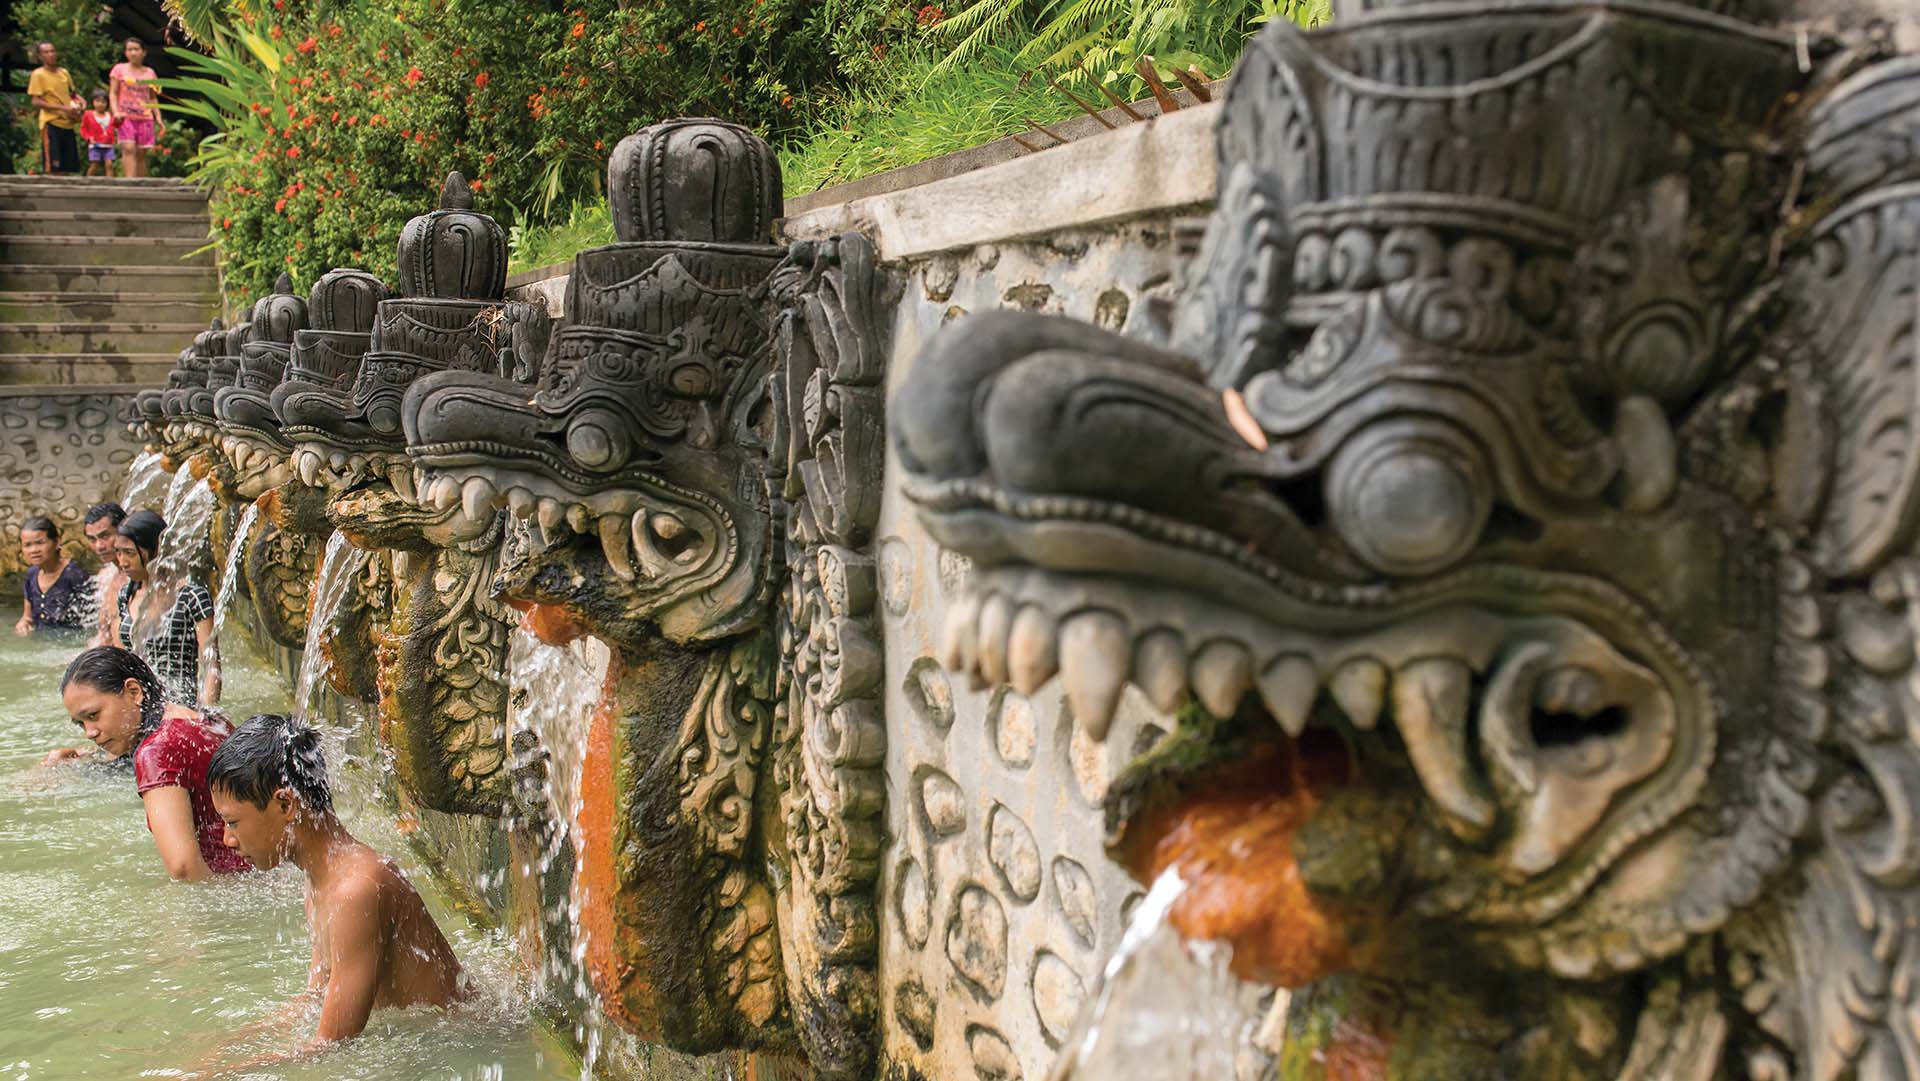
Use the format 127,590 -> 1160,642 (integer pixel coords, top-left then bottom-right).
61,646 -> 168,747
21,515 -> 57,541
207,714 -> 334,814
117,509 -> 165,558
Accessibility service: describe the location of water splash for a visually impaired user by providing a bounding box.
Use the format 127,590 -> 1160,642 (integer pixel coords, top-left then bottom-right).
1047,868 -> 1284,1081
151,470 -> 215,596
213,502 -> 261,651
118,449 -> 170,512
503,627 -> 611,1081
293,532 -> 370,723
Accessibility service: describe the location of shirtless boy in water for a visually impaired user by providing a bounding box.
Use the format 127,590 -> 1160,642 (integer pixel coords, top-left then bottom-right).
205,715 -> 467,1050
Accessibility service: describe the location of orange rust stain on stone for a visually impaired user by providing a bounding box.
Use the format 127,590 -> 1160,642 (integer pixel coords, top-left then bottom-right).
574,653 -> 643,1034
255,486 -> 287,528
1120,740 -> 1352,988
516,601 -> 589,648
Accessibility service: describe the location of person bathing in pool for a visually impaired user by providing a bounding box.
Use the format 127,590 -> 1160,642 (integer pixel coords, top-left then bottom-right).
204,714 -> 468,1060
38,646 -> 251,880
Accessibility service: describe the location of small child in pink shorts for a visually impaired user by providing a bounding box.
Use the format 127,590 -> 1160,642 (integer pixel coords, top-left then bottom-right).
111,37 -> 160,178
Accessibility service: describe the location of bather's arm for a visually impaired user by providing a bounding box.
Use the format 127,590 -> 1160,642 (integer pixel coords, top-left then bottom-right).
195,616 -> 220,705
141,785 -> 214,881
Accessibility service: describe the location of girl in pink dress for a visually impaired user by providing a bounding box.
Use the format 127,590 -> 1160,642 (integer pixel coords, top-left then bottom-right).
110,37 -> 160,178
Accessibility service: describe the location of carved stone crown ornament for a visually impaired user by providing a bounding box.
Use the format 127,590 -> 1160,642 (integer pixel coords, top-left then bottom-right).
215,273 -> 308,460
893,2 -> 1920,1079
278,174 -> 519,498
271,266 -> 390,452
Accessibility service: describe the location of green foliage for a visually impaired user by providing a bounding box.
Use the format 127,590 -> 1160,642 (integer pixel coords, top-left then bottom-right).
15,0 -> 119,97
147,118 -> 202,177
1,99 -> 34,175
777,42 -> 1080,195
934,0 -> 1326,86
190,0 -> 1316,293
179,0 -> 909,301
507,199 -> 613,274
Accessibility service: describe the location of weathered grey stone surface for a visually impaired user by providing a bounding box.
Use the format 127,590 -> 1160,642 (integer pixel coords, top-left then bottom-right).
875,217 -> 1197,1080
0,387 -> 143,581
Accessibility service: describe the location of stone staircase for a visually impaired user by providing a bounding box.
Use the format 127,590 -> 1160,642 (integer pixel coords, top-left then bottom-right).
0,175 -> 218,386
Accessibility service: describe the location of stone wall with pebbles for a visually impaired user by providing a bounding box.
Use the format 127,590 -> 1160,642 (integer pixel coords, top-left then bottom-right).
872,217 -> 1196,1080
0,389 -> 143,582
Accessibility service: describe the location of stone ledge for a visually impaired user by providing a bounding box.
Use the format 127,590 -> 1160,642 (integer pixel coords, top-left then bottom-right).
781,102 -> 1216,259
508,102 -> 1219,307
0,383 -> 148,397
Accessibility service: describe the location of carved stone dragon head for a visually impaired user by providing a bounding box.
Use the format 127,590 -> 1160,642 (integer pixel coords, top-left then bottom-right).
405,119 -> 782,647
401,123 -> 899,1075
894,3 -> 1920,1077
212,271 -> 307,505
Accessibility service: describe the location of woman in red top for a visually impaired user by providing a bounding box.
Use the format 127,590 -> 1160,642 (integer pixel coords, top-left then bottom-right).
40,646 -> 252,879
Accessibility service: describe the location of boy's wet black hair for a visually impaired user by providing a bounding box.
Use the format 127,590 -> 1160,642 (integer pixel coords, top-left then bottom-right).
206,713 -> 333,813
83,503 -> 126,528
62,646 -> 168,749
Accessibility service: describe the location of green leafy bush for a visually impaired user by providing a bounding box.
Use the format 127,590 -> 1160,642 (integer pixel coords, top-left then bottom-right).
172,0 -> 909,301
15,0 -> 119,97
936,0 -> 1327,89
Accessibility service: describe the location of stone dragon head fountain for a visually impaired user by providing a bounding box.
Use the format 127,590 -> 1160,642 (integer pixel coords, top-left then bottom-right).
890,1 -> 1920,1078
404,118 -> 885,1073
149,0 -> 1920,1075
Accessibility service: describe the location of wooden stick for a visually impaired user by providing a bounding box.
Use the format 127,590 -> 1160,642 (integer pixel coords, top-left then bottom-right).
1050,80 -> 1118,128
1174,66 -> 1214,103
1022,117 -> 1072,145
1093,80 -> 1149,122
1136,57 -> 1182,113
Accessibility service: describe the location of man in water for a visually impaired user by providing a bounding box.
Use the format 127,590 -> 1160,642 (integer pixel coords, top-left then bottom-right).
205,714 -> 467,1052
81,503 -> 127,647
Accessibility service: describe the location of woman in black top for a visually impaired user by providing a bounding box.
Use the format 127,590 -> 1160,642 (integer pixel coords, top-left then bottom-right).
16,516 -> 92,634
113,510 -> 219,707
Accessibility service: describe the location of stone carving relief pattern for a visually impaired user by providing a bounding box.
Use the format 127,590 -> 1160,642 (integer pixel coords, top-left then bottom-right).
0,393 -> 142,577
876,222 -> 1190,1079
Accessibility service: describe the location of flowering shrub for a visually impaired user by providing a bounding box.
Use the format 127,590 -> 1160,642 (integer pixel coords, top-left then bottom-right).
174,0 -> 915,301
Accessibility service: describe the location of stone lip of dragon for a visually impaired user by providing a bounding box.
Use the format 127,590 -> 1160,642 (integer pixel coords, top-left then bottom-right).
403,119 -> 888,1078
893,2 -> 1920,1079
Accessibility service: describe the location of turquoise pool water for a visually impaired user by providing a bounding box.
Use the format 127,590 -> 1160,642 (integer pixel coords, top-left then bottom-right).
0,630 -> 580,1080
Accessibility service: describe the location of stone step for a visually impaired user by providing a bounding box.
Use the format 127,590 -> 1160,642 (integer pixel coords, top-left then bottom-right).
0,210 -> 210,239
0,353 -> 178,385
0,264 -> 219,295
0,175 -> 201,190
0,234 -> 213,267
0,191 -> 207,214
0,291 -> 217,324
0,322 -> 205,355
0,180 -> 207,213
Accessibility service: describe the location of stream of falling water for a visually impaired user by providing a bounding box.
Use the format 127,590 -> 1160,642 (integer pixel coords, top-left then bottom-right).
293,531 -> 368,723
151,467 -> 215,599
504,628 -> 614,1080
212,502 -> 260,653
1047,868 -> 1285,1081
120,449 -> 170,513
